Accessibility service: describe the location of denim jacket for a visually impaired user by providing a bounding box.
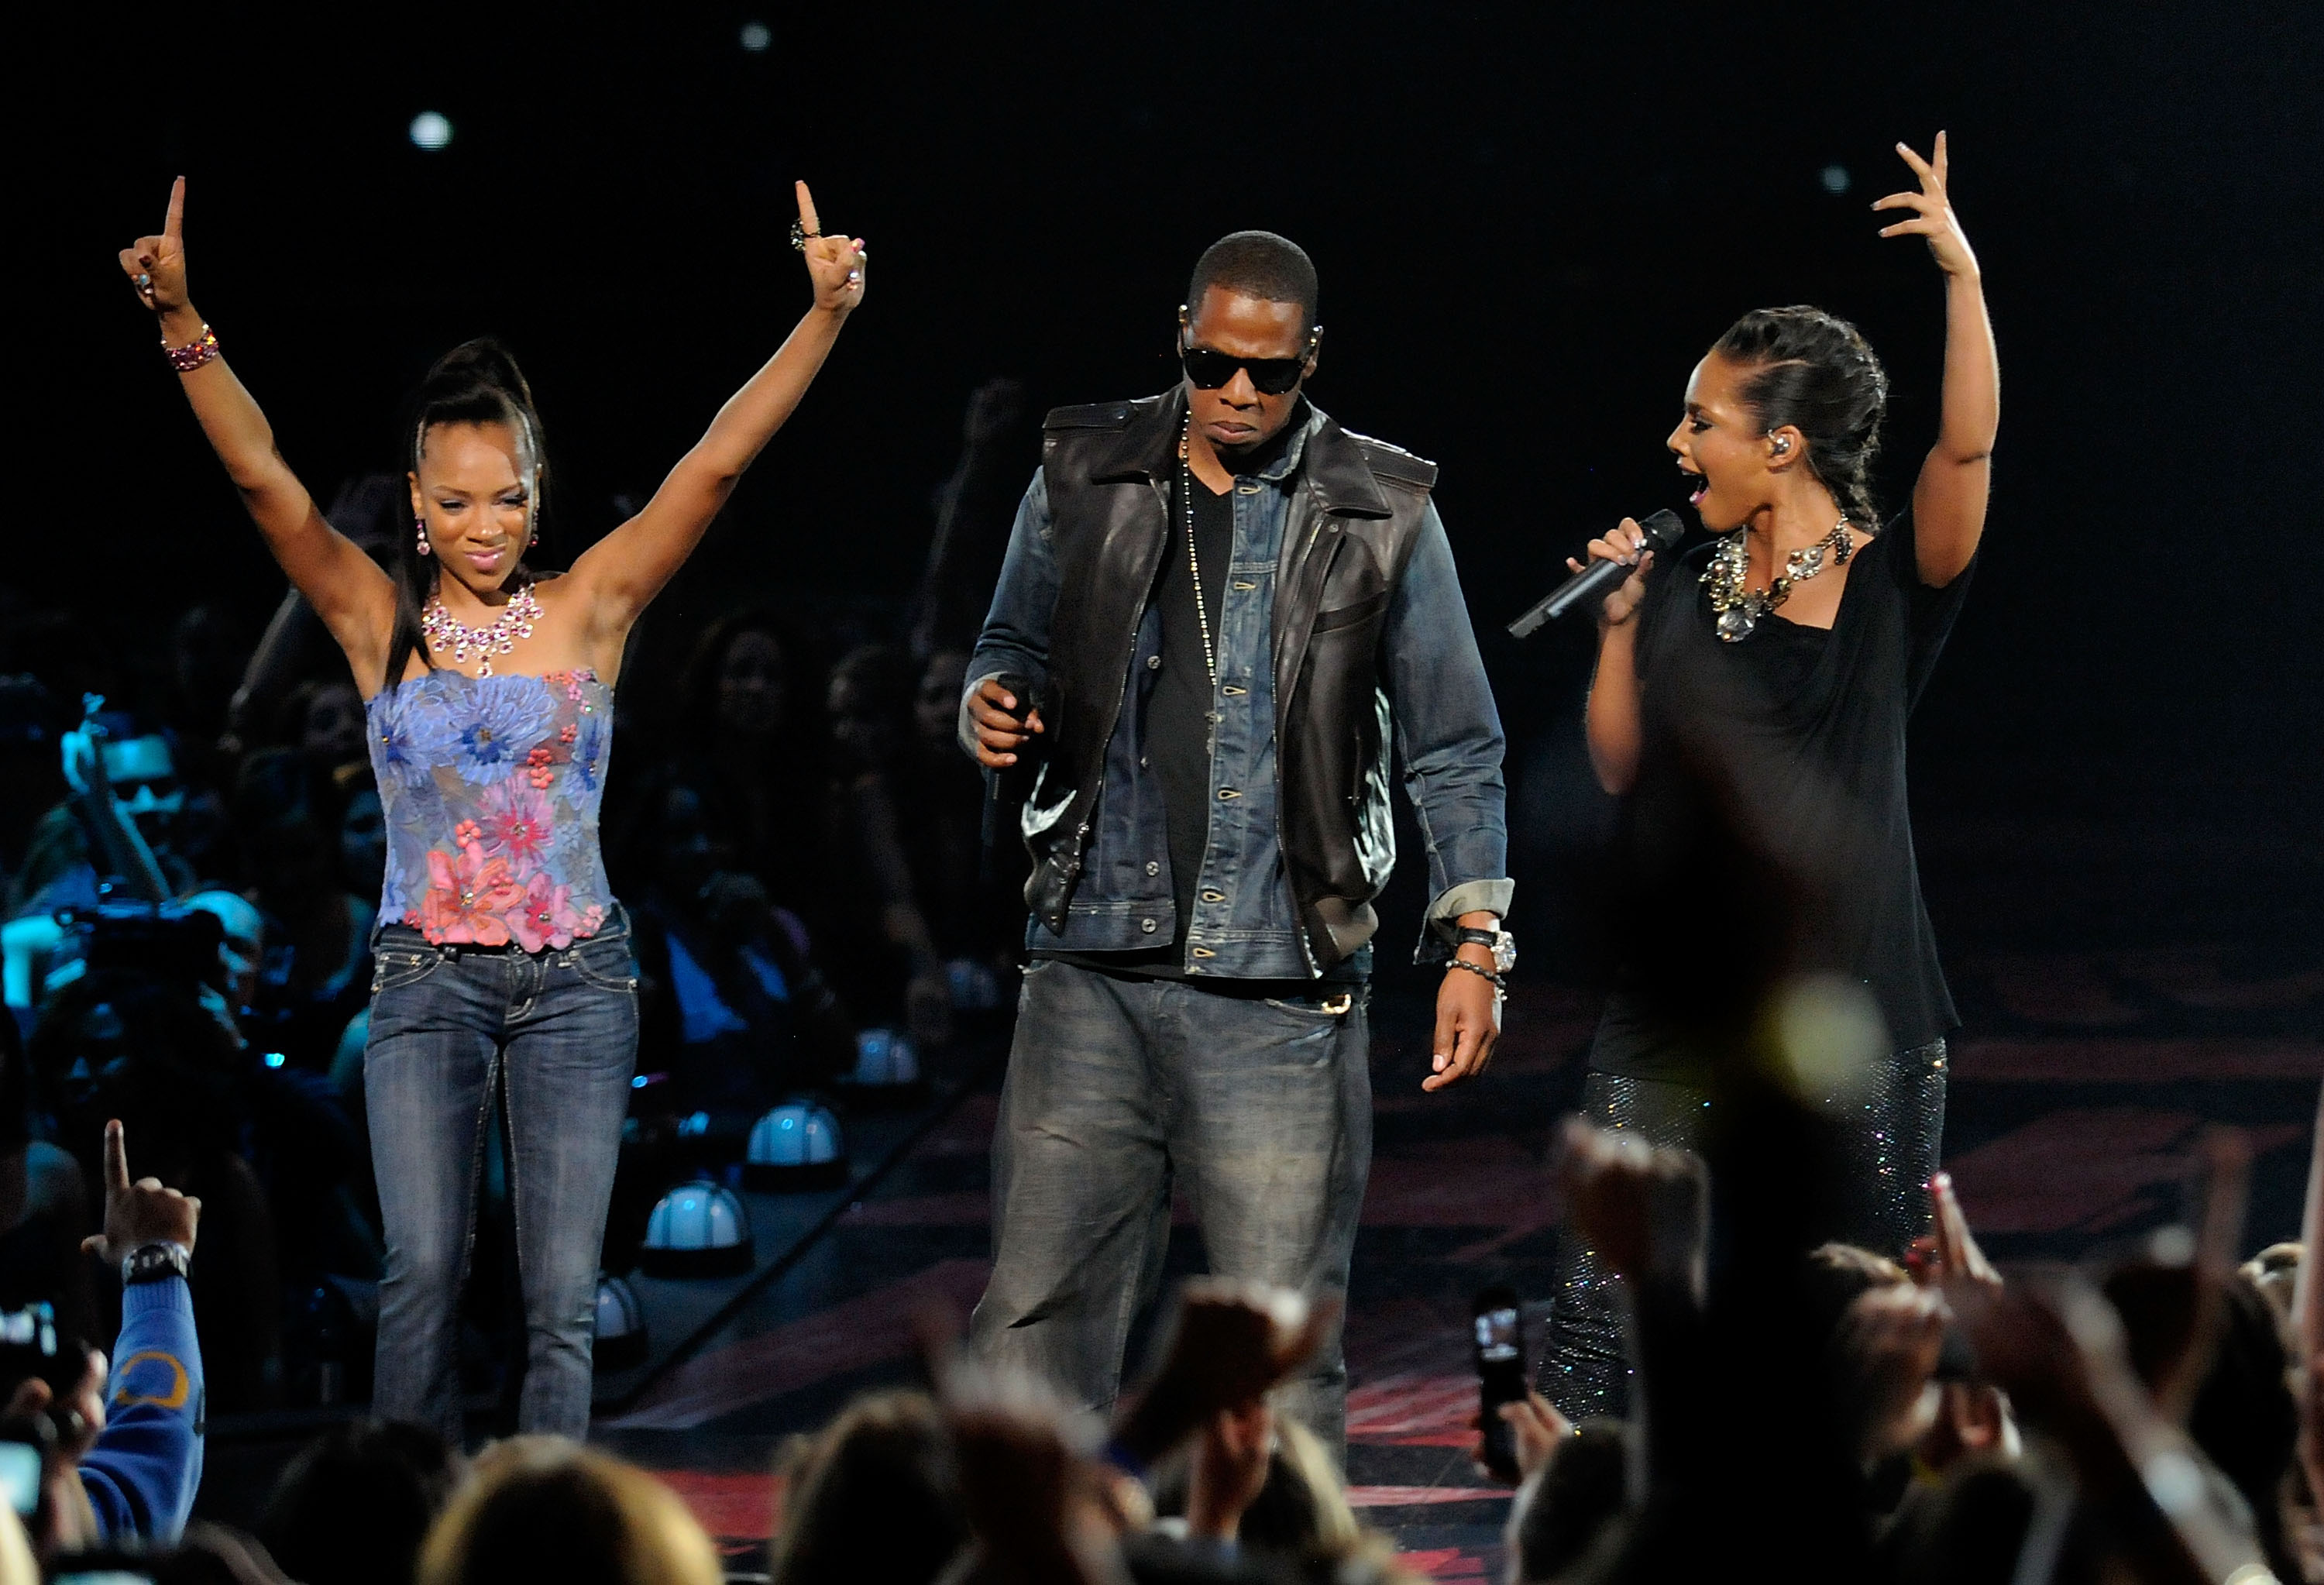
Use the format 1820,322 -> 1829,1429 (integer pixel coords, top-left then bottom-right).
964,397 -> 1511,979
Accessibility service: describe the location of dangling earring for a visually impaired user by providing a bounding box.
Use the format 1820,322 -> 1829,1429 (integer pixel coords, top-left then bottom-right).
415,515 -> 431,556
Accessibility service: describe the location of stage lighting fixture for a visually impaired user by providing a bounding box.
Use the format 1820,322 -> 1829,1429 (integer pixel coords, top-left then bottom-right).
409,112 -> 454,151
739,21 -> 772,51
1820,164 -> 1851,194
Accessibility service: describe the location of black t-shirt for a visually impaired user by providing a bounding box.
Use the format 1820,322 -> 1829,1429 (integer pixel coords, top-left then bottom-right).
1151,469 -> 1235,954
1590,509 -> 1975,1081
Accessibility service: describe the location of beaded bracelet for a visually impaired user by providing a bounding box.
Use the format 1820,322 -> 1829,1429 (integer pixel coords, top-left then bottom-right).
163,324 -> 219,374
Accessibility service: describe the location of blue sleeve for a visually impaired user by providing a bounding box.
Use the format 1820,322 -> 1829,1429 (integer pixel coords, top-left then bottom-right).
1381,500 -> 1514,958
959,469 -> 1060,757
79,1274 -> 205,1544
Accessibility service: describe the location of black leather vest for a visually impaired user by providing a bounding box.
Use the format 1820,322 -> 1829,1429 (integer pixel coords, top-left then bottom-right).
1028,390 -> 1438,970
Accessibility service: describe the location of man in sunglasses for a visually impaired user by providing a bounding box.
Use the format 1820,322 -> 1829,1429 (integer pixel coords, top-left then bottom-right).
960,231 -> 1511,1452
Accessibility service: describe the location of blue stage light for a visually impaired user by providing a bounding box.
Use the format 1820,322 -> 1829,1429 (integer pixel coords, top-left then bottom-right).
739,21 -> 771,51
1820,164 -> 1851,195
410,112 -> 454,151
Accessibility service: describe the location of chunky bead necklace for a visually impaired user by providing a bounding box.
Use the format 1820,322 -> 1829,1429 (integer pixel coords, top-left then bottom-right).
1701,518 -> 1855,642
421,580 -> 541,676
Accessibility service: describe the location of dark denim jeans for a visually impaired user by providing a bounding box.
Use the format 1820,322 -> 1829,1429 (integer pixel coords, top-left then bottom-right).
363,916 -> 638,1442
968,960 -> 1372,1451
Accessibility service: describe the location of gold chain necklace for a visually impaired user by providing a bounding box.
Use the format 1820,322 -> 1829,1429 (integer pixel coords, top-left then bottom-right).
1177,418 -> 1219,686
1702,518 -> 1855,642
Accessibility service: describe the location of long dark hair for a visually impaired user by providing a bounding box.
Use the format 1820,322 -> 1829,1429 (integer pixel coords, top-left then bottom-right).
1712,306 -> 1889,532
383,339 -> 549,692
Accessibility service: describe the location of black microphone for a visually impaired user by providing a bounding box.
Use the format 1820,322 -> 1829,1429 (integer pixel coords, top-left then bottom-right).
1505,510 -> 1686,638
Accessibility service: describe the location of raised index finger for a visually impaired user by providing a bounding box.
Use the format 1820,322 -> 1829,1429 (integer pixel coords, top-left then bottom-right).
795,180 -> 820,237
104,1118 -> 131,1196
163,176 -> 185,245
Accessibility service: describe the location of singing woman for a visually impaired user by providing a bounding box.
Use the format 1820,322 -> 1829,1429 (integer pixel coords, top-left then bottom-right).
1541,134 -> 1998,1417
119,177 -> 866,1440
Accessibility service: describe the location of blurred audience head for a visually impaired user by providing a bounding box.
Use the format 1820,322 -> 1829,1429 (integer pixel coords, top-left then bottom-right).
768,1389 -> 964,1585
275,680 -> 367,774
335,772 -> 386,901
2185,1271 -> 2300,1579
258,1418 -> 463,1585
418,1436 -> 720,1585
682,608 -> 815,744
914,650 -> 970,754
1507,1418 -> 1630,1585
168,605 -> 246,733
829,644 -> 909,766
232,749 -> 342,912
182,889 -> 264,1016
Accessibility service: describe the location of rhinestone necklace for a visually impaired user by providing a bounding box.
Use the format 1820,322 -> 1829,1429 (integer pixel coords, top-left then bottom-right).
1177,418 -> 1219,686
421,579 -> 541,676
1702,518 -> 1855,642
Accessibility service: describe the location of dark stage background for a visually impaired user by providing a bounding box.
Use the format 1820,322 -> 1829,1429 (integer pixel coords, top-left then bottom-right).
18,2 -> 2322,958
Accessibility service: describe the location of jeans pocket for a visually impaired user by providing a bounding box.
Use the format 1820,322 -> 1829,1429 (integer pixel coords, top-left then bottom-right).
1261,990 -> 1356,1023
371,946 -> 442,995
567,933 -> 639,992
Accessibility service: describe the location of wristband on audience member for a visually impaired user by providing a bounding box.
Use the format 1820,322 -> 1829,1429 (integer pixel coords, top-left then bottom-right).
121,1241 -> 191,1288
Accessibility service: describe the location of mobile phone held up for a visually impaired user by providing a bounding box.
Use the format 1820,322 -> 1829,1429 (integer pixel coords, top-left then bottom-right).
1473,1284 -> 1527,1481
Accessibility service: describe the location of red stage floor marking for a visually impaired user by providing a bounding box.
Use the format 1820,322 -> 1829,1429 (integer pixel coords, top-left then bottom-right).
1944,1109 -> 2303,1235
648,1468 -> 779,1543
1952,1037 -> 2324,1083
605,1258 -> 992,1430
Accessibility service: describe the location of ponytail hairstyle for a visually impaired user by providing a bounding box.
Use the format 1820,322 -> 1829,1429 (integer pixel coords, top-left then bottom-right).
1711,307 -> 1889,534
385,339 -> 549,692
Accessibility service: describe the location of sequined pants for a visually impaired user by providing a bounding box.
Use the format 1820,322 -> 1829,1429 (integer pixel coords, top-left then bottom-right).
1535,1040 -> 1948,1421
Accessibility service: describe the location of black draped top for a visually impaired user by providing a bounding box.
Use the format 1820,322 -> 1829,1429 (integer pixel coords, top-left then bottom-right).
1590,508 -> 1974,1081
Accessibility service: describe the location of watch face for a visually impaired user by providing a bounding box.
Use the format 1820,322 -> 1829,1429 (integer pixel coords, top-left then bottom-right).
1490,932 -> 1516,975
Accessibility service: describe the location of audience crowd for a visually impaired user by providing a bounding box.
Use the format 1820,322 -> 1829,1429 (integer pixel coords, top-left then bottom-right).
0,381 -> 2316,1583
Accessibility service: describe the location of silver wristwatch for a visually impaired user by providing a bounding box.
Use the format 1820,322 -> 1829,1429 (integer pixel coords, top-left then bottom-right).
121,1241 -> 191,1288
1452,926 -> 1516,975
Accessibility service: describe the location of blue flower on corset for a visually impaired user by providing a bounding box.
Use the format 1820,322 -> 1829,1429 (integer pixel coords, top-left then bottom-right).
445,675 -> 559,786
367,686 -> 458,790
569,715 -> 607,794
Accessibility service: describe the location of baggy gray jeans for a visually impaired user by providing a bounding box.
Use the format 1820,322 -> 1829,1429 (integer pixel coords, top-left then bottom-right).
969,959 -> 1372,1451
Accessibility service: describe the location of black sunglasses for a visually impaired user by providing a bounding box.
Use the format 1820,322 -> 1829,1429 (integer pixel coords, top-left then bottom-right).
1179,334 -> 1317,397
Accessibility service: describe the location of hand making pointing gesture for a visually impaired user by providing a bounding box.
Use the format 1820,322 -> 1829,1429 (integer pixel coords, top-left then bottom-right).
119,176 -> 189,315
793,180 -> 868,315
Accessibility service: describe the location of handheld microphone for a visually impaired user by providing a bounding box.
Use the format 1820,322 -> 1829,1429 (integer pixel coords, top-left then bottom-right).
1505,510 -> 1687,638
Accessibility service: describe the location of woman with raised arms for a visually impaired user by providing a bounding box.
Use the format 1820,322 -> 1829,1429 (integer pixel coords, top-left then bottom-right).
119,177 -> 866,1439
1542,135 -> 1998,1418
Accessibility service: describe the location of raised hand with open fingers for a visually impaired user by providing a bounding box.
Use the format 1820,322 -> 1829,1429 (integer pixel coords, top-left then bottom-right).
119,176 -> 190,314
1873,131 -> 1979,278
794,180 -> 866,315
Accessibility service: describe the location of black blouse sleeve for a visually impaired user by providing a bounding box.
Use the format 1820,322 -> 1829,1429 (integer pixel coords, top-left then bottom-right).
1880,507 -> 1976,709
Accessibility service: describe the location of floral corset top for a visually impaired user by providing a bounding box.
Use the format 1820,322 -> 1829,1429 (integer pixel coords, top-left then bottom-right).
366,667 -> 616,950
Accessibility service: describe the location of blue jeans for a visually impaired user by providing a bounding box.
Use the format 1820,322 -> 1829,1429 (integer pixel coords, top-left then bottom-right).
363,916 -> 638,1442
969,960 -> 1372,1450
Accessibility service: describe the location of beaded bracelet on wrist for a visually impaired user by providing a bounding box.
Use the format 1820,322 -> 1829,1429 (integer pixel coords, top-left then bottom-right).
1445,958 -> 1507,994
164,325 -> 219,374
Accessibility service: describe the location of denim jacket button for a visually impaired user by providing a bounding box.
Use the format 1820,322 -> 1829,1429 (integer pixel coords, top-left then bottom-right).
1140,918 -> 1158,934
1144,861 -> 1160,876
1147,655 -> 1161,670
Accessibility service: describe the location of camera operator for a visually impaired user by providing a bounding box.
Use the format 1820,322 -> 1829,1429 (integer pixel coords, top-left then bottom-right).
4,1118 -> 204,1552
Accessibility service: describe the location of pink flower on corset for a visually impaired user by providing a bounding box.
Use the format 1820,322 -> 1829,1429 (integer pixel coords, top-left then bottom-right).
477,780 -> 555,872
418,844 -> 522,946
507,871 -> 586,952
